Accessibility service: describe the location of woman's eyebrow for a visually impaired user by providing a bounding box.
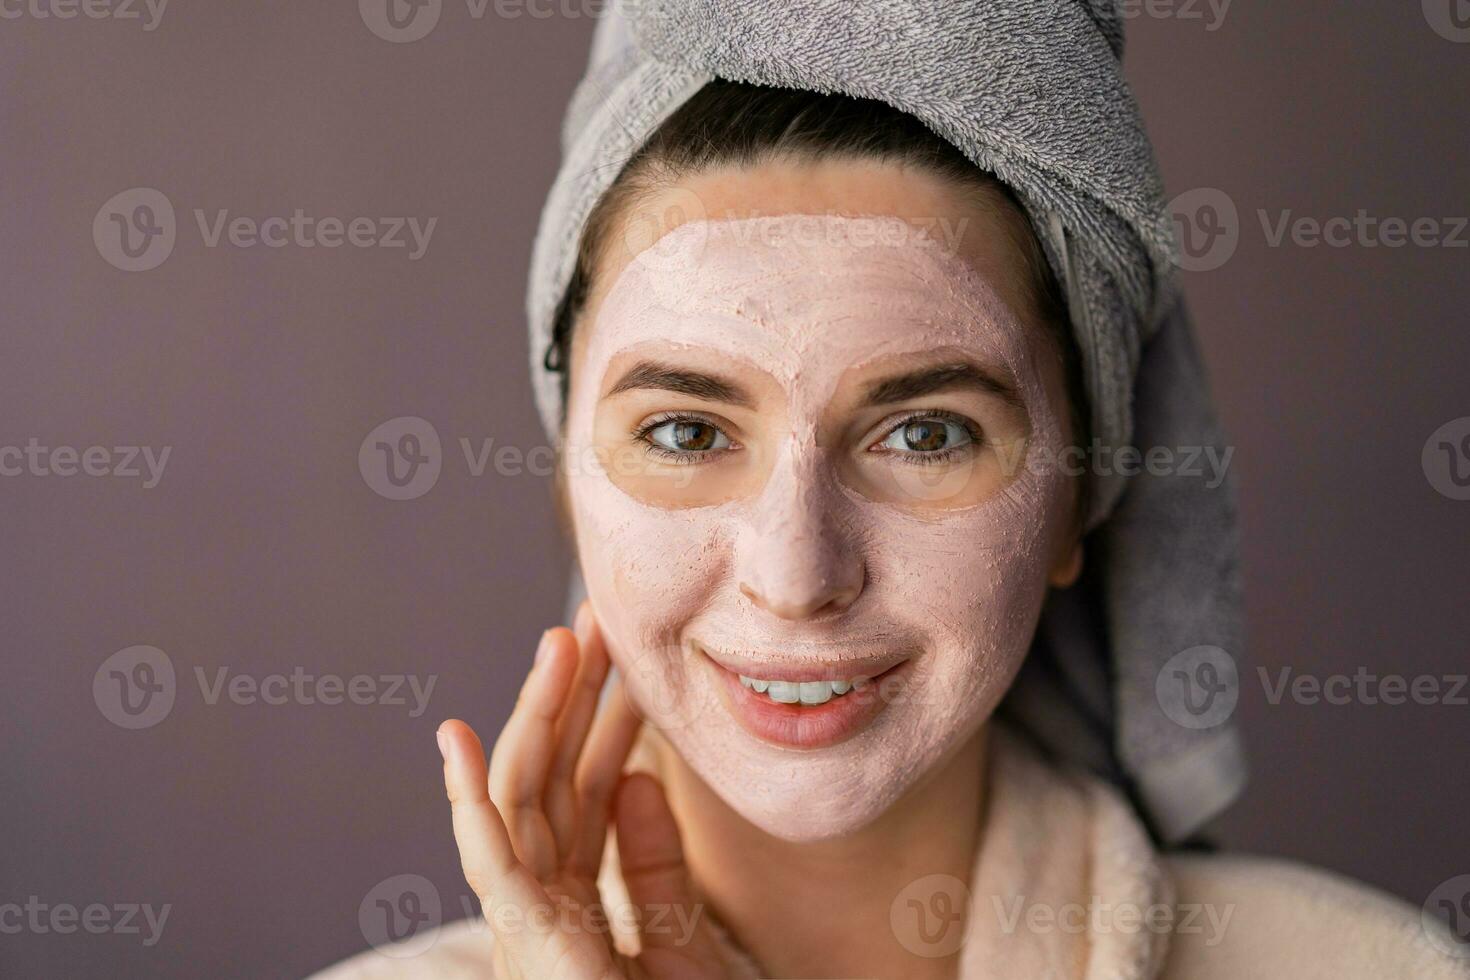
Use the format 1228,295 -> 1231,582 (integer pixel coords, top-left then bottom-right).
603,359 -> 757,408
860,361 -> 1023,411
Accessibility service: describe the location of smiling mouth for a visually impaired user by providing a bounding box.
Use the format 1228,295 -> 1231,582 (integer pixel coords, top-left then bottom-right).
695,640 -> 911,748
735,673 -> 873,706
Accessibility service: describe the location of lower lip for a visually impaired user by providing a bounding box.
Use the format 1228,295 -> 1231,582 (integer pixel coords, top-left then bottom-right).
706,655 -> 909,750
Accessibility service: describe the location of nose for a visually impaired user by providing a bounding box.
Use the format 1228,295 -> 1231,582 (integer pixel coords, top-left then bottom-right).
734,444 -> 865,621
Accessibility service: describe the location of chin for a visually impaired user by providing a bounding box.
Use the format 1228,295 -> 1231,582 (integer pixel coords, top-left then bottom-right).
722,780 -> 911,844
647,665 -> 999,844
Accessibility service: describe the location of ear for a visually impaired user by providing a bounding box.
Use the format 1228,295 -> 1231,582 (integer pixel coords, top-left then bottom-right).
1048,538 -> 1084,589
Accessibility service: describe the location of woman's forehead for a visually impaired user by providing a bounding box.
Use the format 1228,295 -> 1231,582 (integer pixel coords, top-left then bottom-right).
577,214 -> 1032,398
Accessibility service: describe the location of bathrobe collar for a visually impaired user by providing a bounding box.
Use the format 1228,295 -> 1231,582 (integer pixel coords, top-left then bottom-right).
598,723 -> 1174,979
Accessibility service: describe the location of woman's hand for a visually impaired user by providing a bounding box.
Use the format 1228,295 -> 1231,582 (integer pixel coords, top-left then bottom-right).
436,601 -> 729,980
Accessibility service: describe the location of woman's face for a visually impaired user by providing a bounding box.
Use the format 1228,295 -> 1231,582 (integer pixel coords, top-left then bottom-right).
561,159 -> 1081,841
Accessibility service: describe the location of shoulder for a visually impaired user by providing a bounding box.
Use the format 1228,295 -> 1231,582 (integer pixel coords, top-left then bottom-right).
306,917 -> 497,980
1159,851 -> 1470,979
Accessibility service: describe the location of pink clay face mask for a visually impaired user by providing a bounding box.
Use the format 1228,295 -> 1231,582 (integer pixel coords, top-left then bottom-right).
562,214 -> 1071,842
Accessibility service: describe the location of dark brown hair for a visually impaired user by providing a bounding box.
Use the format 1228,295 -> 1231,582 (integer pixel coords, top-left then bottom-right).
543,79 -> 1090,521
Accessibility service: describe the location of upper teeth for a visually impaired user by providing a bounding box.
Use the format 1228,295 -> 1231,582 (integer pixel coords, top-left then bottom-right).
738,675 -> 870,705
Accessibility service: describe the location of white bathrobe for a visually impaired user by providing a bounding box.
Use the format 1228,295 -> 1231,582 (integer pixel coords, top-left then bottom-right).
309,725 -> 1466,979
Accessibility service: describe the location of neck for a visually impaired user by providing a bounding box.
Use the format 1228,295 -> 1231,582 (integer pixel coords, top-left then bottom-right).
648,725 -> 991,980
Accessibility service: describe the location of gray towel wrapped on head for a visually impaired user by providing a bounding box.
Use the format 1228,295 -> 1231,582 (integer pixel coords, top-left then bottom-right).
528,0 -> 1247,843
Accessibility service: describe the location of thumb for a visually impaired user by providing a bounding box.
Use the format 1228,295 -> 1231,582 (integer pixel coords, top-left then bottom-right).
612,772 -> 711,957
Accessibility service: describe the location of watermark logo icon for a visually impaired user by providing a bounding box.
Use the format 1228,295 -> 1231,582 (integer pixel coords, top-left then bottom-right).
1157,645 -> 1239,730
620,644 -> 719,733
359,416 -> 442,500
360,0 -> 441,42
359,874 -> 443,957
624,187 -> 711,288
885,427 -> 985,505
1168,188 -> 1239,272
94,645 -> 176,729
1424,0 -> 1470,42
891,873 -> 970,957
1422,875 -> 1470,958
1423,417 -> 1470,501
93,188 -> 175,272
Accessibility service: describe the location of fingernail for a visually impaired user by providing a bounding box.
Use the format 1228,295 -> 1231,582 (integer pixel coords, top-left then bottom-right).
435,729 -> 450,762
535,630 -> 553,667
574,601 -> 591,637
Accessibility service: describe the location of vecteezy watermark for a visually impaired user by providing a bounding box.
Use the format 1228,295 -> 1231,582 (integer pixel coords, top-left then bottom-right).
1258,667 -> 1468,707
358,417 -> 710,501
0,0 -> 168,30
614,201 -> 974,291
470,894 -> 704,946
990,895 -> 1235,948
1423,417 -> 1470,501
1168,188 -> 1240,272
1119,0 -> 1233,31
1258,209 -> 1469,250
93,188 -> 437,272
93,646 -> 438,729
358,0 -> 643,42
1422,875 -> 1470,959
194,666 -> 437,716
93,646 -> 177,730
359,416 -> 443,501
999,439 -> 1234,488
891,874 -> 971,957
873,434 -> 1232,509
360,875 -> 444,958
616,187 -> 711,278
0,438 -> 171,488
359,0 -> 442,42
707,210 -> 973,258
92,188 -> 176,272
0,897 -> 171,947
357,875 -> 704,958
1156,646 -> 1240,730
1157,648 -> 1470,730
619,643 -> 724,734
1423,0 -> 1470,43
361,419 -> 1233,511
1168,187 -> 1469,272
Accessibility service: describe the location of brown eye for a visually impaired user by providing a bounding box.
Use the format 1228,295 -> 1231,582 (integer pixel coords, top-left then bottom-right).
673,422 -> 717,451
645,418 -> 731,454
881,418 -> 972,454
902,420 -> 947,452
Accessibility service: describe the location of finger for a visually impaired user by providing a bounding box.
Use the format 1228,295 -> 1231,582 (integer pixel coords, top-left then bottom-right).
487,628 -> 578,877
438,719 -> 602,976
546,601 -> 612,864
568,673 -> 644,879
614,772 -> 711,956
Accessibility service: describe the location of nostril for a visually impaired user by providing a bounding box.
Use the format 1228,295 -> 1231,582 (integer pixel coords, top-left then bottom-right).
739,572 -> 863,621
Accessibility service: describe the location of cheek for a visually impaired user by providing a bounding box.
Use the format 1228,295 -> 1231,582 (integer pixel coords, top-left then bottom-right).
863,502 -> 1056,704
566,462 -> 729,666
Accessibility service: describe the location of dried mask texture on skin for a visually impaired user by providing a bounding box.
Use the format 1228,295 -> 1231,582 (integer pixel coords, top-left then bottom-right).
563,214 -> 1072,841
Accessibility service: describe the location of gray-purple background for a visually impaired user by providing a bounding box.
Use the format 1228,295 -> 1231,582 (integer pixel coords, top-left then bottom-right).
3,2 -> 1468,977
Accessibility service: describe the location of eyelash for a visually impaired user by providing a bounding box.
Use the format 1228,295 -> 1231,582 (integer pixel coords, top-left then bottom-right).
864,405 -> 981,467
630,409 -> 984,466
629,411 -> 735,464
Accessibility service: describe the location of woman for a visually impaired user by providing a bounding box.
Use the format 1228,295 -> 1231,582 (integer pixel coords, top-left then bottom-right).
316,2 -> 1465,977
